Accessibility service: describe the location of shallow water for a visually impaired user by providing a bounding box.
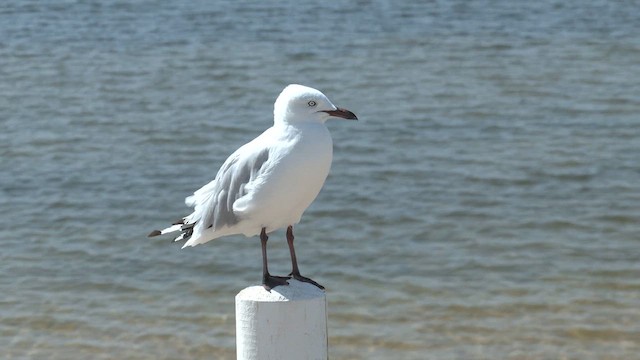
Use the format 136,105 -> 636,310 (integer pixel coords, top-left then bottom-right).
1,1 -> 639,359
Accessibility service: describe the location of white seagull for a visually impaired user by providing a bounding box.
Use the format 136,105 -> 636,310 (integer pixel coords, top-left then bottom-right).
149,84 -> 357,290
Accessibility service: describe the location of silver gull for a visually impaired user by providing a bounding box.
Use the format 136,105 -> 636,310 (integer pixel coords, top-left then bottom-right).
149,84 -> 357,290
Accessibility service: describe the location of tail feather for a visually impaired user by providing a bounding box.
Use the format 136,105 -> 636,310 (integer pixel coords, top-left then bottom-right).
149,189 -> 210,243
173,233 -> 186,242
161,224 -> 182,235
148,221 -> 195,243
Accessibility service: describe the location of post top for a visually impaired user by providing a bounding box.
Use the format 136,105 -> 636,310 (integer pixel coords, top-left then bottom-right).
236,279 -> 326,302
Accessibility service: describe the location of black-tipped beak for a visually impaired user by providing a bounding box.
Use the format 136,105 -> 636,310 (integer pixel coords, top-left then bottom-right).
322,107 -> 358,120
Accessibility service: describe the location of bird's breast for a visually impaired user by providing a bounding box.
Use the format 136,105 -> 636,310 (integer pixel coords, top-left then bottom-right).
272,124 -> 333,196
237,124 -> 333,229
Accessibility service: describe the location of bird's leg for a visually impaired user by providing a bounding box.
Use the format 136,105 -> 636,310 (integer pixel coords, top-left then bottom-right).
286,226 -> 325,290
260,228 -> 289,291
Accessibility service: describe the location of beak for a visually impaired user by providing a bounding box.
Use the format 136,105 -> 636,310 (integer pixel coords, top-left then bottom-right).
321,107 -> 358,120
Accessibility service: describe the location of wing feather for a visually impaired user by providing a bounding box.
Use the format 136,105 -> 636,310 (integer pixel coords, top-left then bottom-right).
182,145 -> 270,243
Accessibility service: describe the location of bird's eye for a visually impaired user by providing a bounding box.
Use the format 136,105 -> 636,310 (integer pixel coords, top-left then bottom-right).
308,100 -> 317,107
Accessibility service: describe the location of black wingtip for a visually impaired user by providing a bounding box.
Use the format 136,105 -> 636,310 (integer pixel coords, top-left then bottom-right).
148,229 -> 162,237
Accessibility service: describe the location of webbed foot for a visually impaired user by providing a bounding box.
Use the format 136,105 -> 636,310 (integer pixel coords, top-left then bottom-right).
262,274 -> 290,291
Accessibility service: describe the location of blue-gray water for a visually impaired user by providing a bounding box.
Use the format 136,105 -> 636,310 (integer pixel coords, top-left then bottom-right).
2,1 -> 639,359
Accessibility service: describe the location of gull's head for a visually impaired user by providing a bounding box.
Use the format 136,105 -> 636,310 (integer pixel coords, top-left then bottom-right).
274,84 -> 357,125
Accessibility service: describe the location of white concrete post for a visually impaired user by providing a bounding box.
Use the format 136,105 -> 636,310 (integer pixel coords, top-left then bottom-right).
235,279 -> 328,360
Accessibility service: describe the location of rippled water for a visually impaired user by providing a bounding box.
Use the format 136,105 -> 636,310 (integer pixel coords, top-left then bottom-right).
2,1 -> 639,359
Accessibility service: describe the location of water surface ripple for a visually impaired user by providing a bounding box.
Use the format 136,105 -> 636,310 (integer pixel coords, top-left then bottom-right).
1,1 -> 639,359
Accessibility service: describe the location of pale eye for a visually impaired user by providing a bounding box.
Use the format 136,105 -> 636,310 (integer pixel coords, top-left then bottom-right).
308,100 -> 317,107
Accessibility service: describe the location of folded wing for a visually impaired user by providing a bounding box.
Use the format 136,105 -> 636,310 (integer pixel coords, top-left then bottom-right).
149,143 -> 271,246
